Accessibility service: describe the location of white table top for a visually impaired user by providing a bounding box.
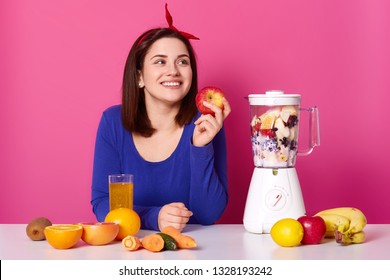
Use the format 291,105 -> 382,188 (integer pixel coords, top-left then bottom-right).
1,224 -> 389,260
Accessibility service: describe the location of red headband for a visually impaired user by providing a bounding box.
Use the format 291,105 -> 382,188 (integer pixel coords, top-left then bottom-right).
138,3 -> 199,45
165,3 -> 199,40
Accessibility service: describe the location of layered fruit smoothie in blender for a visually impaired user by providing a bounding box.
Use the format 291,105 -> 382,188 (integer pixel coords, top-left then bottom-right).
250,105 -> 299,167
244,91 -> 319,234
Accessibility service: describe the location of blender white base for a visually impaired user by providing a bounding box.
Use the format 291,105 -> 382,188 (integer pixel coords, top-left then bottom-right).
243,167 -> 306,234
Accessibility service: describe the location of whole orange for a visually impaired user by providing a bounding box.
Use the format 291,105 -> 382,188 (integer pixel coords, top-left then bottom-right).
104,208 -> 141,240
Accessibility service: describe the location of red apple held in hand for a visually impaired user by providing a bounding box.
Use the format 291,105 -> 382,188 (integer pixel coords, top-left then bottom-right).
297,215 -> 326,245
196,86 -> 225,116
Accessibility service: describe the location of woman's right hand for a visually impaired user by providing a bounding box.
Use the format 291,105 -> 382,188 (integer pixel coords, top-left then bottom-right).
158,202 -> 193,232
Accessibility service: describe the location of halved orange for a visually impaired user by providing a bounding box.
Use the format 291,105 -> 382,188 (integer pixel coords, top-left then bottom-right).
44,224 -> 83,249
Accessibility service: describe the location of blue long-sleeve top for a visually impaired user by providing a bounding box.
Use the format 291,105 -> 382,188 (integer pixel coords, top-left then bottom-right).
91,105 -> 228,230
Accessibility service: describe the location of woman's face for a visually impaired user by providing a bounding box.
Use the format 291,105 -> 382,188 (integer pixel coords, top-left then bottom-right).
139,37 -> 192,107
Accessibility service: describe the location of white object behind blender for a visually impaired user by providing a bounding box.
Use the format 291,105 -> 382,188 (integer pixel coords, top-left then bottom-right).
243,90 -> 320,234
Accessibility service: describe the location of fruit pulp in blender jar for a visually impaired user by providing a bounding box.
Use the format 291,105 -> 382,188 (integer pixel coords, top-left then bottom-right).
109,182 -> 134,210
250,105 -> 299,167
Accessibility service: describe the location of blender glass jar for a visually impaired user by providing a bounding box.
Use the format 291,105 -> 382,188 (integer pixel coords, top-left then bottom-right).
248,91 -> 301,168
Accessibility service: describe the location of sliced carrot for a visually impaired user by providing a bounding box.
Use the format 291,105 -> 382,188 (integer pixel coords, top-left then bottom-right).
141,234 -> 164,252
122,235 -> 141,251
161,226 -> 197,249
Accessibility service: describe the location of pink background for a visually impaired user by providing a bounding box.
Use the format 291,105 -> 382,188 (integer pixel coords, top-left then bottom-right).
1,0 -> 389,224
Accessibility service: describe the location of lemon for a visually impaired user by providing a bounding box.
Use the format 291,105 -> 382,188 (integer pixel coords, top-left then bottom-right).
105,208 -> 141,240
270,218 -> 304,247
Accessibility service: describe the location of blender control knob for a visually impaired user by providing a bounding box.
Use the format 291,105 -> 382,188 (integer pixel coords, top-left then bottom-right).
265,189 -> 287,210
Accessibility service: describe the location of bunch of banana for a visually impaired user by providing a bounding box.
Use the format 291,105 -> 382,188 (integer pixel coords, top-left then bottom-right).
314,207 -> 367,245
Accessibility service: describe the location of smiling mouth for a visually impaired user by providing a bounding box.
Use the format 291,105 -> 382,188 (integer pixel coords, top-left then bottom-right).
162,81 -> 181,87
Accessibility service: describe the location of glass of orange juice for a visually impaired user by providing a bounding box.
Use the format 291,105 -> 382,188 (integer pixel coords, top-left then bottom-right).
109,174 -> 134,211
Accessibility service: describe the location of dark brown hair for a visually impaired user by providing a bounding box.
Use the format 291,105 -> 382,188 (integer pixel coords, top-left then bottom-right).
122,28 -> 198,137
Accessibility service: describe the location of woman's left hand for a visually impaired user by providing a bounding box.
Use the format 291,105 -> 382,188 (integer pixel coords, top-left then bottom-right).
193,97 -> 231,147
158,202 -> 193,232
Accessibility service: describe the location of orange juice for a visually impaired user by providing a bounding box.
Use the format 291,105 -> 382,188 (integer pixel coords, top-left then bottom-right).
109,182 -> 133,210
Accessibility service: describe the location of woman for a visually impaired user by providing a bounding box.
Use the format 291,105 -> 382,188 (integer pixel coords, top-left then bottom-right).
91,26 -> 231,232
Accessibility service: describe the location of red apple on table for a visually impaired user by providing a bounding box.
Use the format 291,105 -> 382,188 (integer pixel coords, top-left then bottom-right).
195,86 -> 225,116
297,215 -> 326,245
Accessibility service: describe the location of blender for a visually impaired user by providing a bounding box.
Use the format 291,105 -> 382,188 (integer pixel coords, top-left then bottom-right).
243,90 -> 320,234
